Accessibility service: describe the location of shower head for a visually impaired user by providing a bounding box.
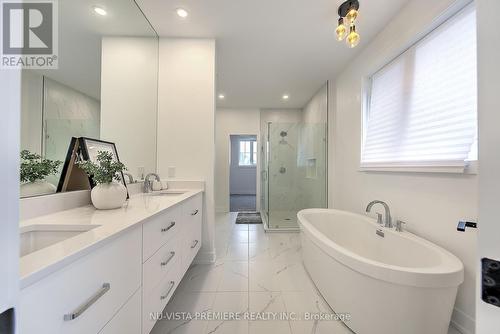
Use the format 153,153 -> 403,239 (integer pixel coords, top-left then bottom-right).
279,130 -> 288,144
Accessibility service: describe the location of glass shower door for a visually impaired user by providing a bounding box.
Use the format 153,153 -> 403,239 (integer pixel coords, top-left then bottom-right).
265,121 -> 327,230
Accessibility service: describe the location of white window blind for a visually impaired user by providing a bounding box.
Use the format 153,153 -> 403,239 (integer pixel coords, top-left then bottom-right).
361,5 -> 477,171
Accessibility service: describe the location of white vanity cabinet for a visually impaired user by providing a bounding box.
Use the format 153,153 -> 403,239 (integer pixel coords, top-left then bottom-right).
142,193 -> 203,334
98,289 -> 142,334
19,226 -> 142,334
19,191 -> 204,334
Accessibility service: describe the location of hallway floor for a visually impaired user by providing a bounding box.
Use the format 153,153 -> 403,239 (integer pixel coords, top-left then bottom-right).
230,194 -> 256,212
150,213 -> 462,334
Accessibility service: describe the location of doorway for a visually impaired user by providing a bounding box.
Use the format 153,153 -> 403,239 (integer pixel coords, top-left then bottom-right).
229,135 -> 257,212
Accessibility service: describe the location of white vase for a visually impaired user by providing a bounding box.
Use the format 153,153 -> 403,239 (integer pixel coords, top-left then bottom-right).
20,180 -> 56,198
91,182 -> 127,210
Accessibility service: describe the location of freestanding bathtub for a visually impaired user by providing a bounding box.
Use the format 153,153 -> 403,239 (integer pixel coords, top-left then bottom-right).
298,209 -> 464,334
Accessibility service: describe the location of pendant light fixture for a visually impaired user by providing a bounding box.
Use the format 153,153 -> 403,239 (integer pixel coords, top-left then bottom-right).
335,0 -> 360,48
335,17 -> 347,41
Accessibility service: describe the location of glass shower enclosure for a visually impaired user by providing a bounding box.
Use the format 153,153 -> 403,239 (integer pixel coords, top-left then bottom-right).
260,94 -> 328,230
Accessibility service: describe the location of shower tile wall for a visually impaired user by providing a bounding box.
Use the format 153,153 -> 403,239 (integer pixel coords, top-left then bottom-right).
268,122 -> 301,212
260,109 -> 302,228
260,83 -> 328,230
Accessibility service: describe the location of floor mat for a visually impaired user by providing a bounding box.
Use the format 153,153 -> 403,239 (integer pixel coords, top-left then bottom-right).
235,212 -> 262,224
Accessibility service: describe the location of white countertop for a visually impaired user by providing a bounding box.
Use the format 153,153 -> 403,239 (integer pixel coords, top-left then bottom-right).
19,188 -> 203,289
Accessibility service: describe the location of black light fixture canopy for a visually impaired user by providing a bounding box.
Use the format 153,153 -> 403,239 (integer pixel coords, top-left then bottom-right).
338,0 -> 359,17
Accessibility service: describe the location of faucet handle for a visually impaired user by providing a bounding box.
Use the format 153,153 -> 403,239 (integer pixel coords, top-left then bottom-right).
396,220 -> 406,232
376,213 -> 383,225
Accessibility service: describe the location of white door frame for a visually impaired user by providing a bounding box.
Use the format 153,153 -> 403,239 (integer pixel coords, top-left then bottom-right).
477,0 -> 500,332
0,69 -> 21,332
228,134 -> 260,212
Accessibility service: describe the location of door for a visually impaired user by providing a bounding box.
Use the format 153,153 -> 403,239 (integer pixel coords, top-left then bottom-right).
229,135 -> 258,212
477,1 -> 500,332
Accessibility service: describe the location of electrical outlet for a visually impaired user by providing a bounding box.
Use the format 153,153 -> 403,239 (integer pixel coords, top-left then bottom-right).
168,166 -> 176,178
137,166 -> 145,180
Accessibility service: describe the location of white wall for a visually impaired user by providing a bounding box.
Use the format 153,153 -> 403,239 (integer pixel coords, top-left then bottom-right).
215,109 -> 260,212
20,71 -> 43,155
476,0 -> 500,332
157,38 -> 216,263
229,135 -> 257,196
101,37 -> 158,179
329,1 -> 477,333
0,69 -> 20,329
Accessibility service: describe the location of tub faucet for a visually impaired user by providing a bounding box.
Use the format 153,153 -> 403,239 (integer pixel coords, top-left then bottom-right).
143,173 -> 160,193
366,200 -> 393,228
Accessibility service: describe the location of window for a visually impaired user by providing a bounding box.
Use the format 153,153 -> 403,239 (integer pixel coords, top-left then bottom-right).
362,5 -> 477,172
239,139 -> 257,166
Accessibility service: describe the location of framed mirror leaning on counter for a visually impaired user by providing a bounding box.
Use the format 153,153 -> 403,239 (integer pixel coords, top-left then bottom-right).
19,0 -> 159,198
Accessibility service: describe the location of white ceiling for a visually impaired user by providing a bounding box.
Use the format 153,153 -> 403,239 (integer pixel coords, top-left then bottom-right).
136,0 -> 410,109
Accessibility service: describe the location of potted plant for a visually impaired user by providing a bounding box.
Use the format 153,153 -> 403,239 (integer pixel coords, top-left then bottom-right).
20,150 -> 62,197
78,151 -> 127,210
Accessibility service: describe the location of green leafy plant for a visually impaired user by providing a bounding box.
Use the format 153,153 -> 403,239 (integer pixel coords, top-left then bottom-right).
78,151 -> 127,185
20,150 -> 62,183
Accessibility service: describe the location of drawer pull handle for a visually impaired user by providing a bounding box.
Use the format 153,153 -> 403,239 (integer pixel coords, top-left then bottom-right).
160,281 -> 175,300
63,283 -> 110,321
161,222 -> 176,233
191,209 -> 199,216
191,240 -> 199,249
161,251 -> 176,267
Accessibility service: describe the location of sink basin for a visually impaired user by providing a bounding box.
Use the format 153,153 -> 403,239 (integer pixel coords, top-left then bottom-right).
20,225 -> 99,257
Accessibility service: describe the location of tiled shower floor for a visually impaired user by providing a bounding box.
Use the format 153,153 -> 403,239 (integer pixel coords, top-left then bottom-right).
150,213 -> 462,334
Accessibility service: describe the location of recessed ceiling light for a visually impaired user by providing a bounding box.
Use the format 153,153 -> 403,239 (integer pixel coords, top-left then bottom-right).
176,8 -> 188,18
282,94 -> 290,100
93,6 -> 107,16
218,94 -> 225,100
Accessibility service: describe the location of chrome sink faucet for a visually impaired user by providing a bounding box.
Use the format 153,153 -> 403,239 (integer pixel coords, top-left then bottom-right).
366,200 -> 393,228
143,173 -> 160,193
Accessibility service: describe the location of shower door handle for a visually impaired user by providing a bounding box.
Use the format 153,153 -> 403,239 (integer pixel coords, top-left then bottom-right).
261,170 -> 267,181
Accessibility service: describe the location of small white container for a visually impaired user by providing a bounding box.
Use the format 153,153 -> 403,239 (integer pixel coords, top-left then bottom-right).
91,182 -> 127,210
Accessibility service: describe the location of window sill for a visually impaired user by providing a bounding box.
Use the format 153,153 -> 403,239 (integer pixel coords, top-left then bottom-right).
359,161 -> 478,175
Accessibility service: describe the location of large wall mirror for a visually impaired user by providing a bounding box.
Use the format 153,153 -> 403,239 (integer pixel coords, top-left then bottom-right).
20,0 -> 158,198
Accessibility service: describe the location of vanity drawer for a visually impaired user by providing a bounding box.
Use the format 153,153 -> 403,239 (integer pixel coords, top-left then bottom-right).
98,288 -> 141,334
143,205 -> 181,261
183,193 -> 203,226
19,226 -> 142,334
182,194 -> 203,268
143,237 -> 180,298
142,257 -> 182,334
183,217 -> 202,270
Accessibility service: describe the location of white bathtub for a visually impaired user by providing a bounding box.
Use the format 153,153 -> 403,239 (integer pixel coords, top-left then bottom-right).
298,209 -> 464,334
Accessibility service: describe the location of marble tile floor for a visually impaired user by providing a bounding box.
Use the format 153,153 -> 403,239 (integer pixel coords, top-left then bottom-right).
150,213 -> 463,334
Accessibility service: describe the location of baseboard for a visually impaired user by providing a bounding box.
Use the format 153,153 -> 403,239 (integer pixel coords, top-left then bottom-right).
193,249 -> 216,264
451,307 -> 475,334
